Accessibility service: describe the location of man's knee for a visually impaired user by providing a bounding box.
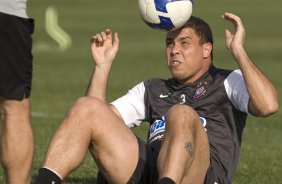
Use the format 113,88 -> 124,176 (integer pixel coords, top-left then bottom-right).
68,97 -> 105,119
166,104 -> 199,130
0,99 -> 29,115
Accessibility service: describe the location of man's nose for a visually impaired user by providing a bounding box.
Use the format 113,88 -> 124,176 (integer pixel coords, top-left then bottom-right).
171,44 -> 180,55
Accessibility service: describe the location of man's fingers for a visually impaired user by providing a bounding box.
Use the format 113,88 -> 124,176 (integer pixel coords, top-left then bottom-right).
225,29 -> 232,39
112,32 -> 119,50
101,31 -> 108,41
90,36 -> 96,44
222,12 -> 243,29
90,29 -> 116,47
90,34 -> 103,47
225,29 -> 233,49
105,29 -> 112,38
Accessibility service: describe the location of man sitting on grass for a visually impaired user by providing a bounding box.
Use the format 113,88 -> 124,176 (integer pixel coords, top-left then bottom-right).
34,12 -> 278,184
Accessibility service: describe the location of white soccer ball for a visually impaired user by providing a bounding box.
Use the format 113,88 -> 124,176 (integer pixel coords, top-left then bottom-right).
137,0 -> 194,31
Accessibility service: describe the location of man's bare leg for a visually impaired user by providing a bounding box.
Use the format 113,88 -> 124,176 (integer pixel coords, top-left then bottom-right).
0,98 -> 34,184
157,104 -> 210,184
40,97 -> 139,184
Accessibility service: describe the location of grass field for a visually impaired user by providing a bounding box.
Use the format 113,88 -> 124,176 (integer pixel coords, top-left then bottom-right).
0,0 -> 282,183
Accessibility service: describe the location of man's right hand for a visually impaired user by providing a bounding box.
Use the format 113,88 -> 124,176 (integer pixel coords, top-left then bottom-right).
90,29 -> 119,68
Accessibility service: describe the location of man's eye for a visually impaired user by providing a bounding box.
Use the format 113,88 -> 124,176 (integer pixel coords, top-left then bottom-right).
166,42 -> 173,46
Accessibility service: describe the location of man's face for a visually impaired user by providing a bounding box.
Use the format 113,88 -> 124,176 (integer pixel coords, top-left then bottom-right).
166,27 -> 212,84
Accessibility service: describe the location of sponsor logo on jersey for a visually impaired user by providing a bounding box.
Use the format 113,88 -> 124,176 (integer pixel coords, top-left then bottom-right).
200,117 -> 207,131
149,116 -> 166,142
149,116 -> 208,143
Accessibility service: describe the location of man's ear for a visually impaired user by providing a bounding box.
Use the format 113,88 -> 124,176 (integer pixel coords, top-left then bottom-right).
203,42 -> 212,58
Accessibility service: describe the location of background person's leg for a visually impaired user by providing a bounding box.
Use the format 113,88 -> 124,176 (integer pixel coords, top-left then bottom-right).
0,98 -> 34,184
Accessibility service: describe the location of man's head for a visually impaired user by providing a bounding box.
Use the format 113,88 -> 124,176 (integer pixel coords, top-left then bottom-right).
166,16 -> 214,84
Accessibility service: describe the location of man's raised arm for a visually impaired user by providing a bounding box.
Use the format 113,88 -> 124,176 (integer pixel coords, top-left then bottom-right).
86,29 -> 119,102
222,12 -> 278,117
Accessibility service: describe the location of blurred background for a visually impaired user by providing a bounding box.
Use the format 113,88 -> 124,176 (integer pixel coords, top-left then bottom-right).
0,0 -> 281,183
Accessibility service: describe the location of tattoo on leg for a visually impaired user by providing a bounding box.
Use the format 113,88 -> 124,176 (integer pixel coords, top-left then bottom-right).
184,142 -> 193,157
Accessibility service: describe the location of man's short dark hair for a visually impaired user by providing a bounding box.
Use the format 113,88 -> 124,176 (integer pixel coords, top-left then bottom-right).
183,16 -> 214,60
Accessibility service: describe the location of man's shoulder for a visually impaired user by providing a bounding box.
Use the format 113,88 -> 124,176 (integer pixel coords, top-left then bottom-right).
142,78 -> 175,97
211,66 -> 238,81
211,66 -> 233,75
144,78 -> 168,86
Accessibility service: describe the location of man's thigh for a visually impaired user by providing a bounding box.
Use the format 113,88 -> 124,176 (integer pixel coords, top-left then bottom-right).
87,102 -> 141,183
96,136 -> 150,184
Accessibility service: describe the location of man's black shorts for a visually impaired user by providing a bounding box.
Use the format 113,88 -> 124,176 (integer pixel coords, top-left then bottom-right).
97,137 -> 229,184
96,137 -> 159,184
0,12 -> 34,100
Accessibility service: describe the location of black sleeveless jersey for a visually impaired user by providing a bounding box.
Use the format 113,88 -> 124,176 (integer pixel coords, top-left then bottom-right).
112,66 -> 249,182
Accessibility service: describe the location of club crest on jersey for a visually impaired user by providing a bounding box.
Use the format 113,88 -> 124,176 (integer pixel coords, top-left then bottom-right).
193,82 -> 208,100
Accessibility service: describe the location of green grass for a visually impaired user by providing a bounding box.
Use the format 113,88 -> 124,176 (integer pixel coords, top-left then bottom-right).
1,0 -> 282,183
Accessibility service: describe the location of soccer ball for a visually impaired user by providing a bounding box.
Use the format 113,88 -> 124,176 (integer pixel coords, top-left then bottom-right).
137,0 -> 194,31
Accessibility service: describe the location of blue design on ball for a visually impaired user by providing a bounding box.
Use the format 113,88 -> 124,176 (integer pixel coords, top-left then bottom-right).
145,16 -> 174,31
146,0 -> 194,31
158,16 -> 175,30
